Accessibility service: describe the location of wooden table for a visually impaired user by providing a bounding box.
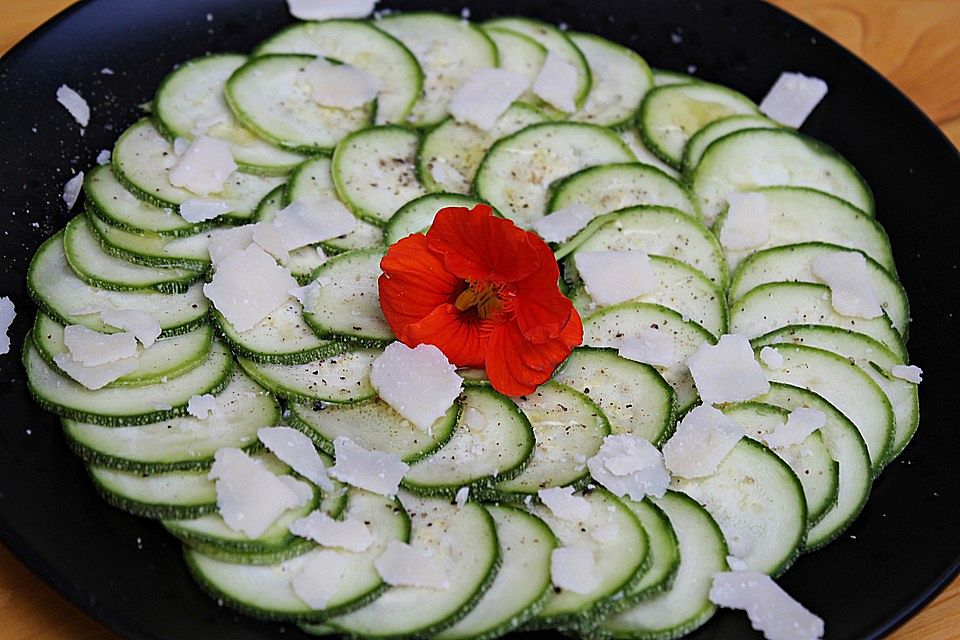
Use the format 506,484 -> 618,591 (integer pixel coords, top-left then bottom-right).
1,1 -> 958,638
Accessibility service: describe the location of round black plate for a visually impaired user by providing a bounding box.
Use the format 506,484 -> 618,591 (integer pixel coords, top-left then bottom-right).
1,1 -> 958,638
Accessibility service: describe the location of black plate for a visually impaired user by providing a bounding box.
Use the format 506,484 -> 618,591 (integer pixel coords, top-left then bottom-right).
1,1 -> 958,638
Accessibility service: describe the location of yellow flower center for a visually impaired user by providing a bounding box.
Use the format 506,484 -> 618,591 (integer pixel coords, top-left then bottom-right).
455,283 -> 502,320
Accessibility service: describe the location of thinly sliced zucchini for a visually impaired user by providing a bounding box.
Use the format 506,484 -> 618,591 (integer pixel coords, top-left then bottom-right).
610,498 -> 681,611
681,114 -> 780,172
61,370 -> 277,472
154,53 -> 305,174
474,122 -> 635,227
27,232 -> 209,336
756,325 -> 918,463
302,248 -> 393,345
404,387 -> 534,496
34,312 -> 212,388
719,402 -> 839,528
288,397 -> 458,464
254,19 -> 423,126
618,128 -> 680,179
185,490 -> 409,622
64,215 -> 199,294
528,488 -> 649,632
113,118 -> 285,220
582,302 -> 715,414
639,82 -> 759,168
730,242 -> 908,336
568,255 -> 728,339
548,162 -> 700,221
690,128 -> 874,223
323,493 -> 499,638
86,210 -> 214,270
552,347 -> 675,446
87,451 -> 287,520
671,437 -> 806,576
331,126 -> 427,226
383,193 -> 486,245
213,300 -> 341,365
651,69 -> 697,86
754,342 -> 895,474
24,338 -> 232,427
492,382 -> 609,499
278,157 -> 384,255
84,165 -> 204,236
437,505 -> 555,640
238,348 -> 378,405
226,54 -> 375,154
716,187 -> 894,273
569,32 -> 652,128
483,17 -> 592,110
481,27 -> 547,104
756,383 -> 872,551
557,205 -> 726,287
729,281 -> 906,360
596,491 -> 727,640
376,12 -> 498,127
418,103 -> 549,194
253,186 -> 328,283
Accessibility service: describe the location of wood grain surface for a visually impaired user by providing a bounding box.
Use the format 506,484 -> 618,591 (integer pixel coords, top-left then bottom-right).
1,1 -> 958,639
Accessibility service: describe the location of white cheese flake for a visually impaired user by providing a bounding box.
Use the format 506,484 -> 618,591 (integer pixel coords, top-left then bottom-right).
173,136 -> 190,157
302,58 -> 380,110
551,546 -> 601,595
369,342 -> 463,432
618,326 -> 677,367
187,394 -> 219,420
758,346 -> 784,370
291,550 -> 350,610
587,434 -> 670,500
258,426 -> 335,492
56,85 -> 90,127
251,222 -> 290,262
892,364 -> 923,384
328,436 -> 409,496
63,172 -> 84,210
208,448 -> 311,538
207,226 -> 257,266
710,569 -> 825,640
179,199 -> 234,223
289,280 -> 323,307
203,244 -> 298,332
274,199 -> 357,251
454,486 -> 470,507
448,67 -> 529,131
811,251 -> 883,319
99,309 -> 161,348
720,192 -> 770,250
533,50 -> 578,113
538,486 -> 592,521
96,149 -> 111,165
168,135 -> 237,196
0,296 -> 15,355
532,203 -> 597,243
687,334 -> 770,404
662,405 -> 745,478
53,352 -> 138,390
290,511 -> 374,552
375,540 -> 449,589
63,325 -> 138,366
575,250 -> 656,306
287,0 -> 378,21
763,407 -> 827,449
759,71 -> 828,129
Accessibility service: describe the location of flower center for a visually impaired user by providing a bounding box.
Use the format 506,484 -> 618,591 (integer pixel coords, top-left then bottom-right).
454,282 -> 503,320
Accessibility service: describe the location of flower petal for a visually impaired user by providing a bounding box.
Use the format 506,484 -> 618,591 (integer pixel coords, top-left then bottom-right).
485,312 -> 582,397
400,304 -> 486,368
427,205 -> 542,283
379,234 -> 464,335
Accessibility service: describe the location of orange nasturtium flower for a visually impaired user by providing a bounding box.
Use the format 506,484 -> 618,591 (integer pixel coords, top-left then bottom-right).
378,204 -> 583,396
